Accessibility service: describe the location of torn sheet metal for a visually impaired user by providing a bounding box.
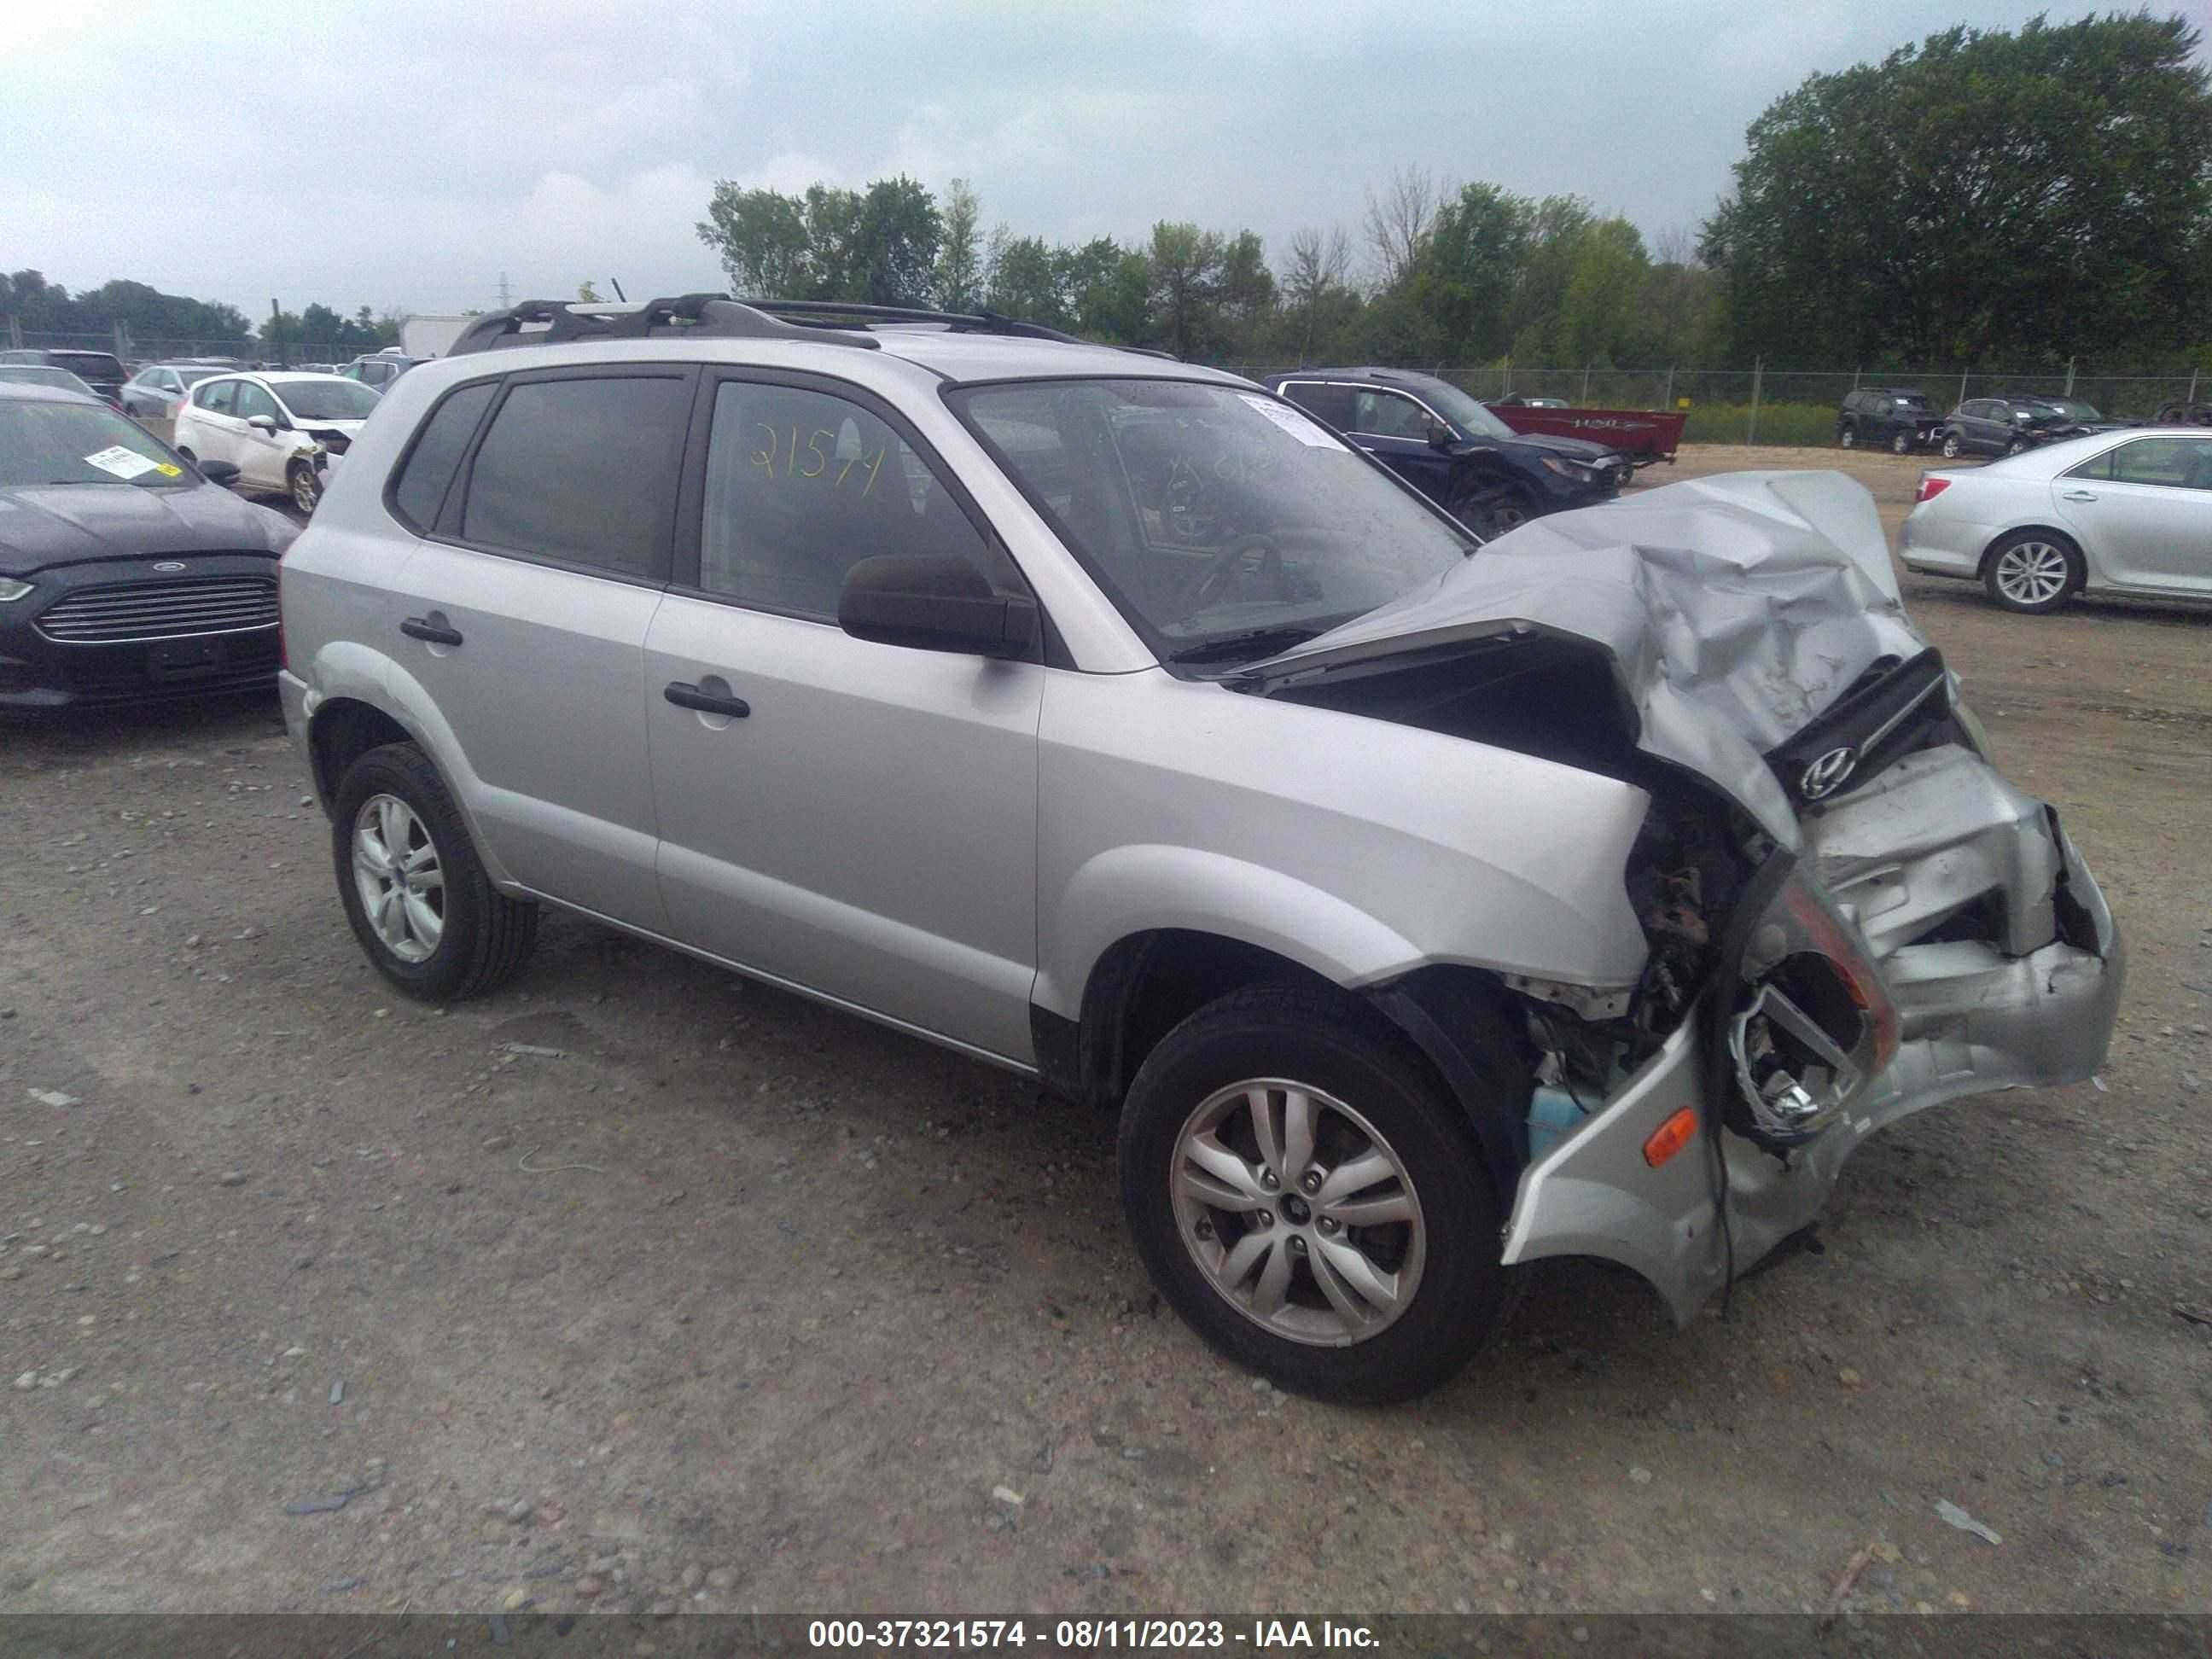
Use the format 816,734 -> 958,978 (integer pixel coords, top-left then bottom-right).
1244,470 -> 1927,842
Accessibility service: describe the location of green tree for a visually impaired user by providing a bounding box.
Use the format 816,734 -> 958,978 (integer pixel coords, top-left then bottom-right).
934,178 -> 983,311
299,302 -> 346,346
847,176 -> 942,306
696,183 -> 814,296
984,230 -> 1071,328
1701,10 -> 2212,365
1147,221 -> 1225,358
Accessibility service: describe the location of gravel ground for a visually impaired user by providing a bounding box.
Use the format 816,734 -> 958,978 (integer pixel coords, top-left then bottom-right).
2,445 -> 2208,1616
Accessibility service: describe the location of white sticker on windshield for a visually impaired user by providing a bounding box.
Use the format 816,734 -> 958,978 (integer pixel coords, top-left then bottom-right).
84,445 -> 159,480
1239,393 -> 1345,450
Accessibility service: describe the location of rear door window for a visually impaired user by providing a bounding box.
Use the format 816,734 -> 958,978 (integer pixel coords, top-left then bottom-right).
198,380 -> 238,415
1278,382 -> 1357,428
456,372 -> 691,580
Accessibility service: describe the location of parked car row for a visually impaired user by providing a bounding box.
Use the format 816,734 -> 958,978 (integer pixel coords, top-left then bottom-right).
1837,385 -> 2135,457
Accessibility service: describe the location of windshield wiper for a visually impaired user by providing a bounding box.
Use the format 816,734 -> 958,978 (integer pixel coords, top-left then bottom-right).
1165,625 -> 1324,665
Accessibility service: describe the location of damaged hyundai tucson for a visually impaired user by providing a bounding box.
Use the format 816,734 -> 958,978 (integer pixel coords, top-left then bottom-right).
278,297 -> 2122,1404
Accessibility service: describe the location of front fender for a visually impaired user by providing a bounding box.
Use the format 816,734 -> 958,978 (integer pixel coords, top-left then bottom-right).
1033,845 -> 1423,1020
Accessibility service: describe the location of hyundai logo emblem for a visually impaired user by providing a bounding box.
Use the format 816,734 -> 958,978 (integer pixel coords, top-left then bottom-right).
152,561 -> 186,572
1801,746 -> 1858,800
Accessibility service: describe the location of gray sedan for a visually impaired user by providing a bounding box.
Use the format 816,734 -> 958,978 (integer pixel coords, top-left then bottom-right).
1901,427 -> 2212,613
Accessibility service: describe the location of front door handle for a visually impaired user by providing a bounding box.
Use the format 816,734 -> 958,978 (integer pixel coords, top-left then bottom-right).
400,616 -> 463,646
2061,490 -> 2098,503
664,681 -> 750,719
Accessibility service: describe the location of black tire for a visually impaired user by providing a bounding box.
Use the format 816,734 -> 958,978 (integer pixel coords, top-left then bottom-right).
1889,429 -> 1912,455
1484,488 -> 1539,538
2004,436 -> 2025,457
1940,432 -> 1963,459
288,460 -> 322,515
1836,423 -> 1857,449
175,445 -> 195,463
1118,984 -> 1521,1404
330,741 -> 538,1001
1982,529 -> 2083,615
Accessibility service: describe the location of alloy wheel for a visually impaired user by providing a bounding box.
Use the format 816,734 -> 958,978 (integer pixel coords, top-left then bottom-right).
1993,541 -> 2072,608
291,464 -> 321,515
351,793 -> 445,963
1168,1078 -> 1425,1346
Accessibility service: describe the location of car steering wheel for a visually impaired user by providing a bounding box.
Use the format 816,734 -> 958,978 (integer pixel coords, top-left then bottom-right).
1179,535 -> 1288,614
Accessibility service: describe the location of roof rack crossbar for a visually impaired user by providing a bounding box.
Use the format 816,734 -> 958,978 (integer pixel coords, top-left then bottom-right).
736,299 -> 1086,346
445,294 -> 882,357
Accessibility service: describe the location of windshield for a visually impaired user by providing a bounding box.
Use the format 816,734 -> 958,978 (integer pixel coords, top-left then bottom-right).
2042,399 -> 2100,422
275,379 -> 381,421
1413,379 -> 1516,439
948,378 -> 1479,662
0,397 -> 193,488
177,366 -> 223,387
0,366 -> 95,396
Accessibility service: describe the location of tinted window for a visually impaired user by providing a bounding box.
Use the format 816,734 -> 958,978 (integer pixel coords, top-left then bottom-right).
1351,390 -> 1432,439
392,381 -> 497,531
459,375 -> 689,577
1279,382 -> 1357,428
51,352 -> 125,382
697,380 -> 1006,618
234,382 -> 278,422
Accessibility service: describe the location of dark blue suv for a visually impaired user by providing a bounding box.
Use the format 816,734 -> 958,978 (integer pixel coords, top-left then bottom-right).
1263,368 -> 1630,534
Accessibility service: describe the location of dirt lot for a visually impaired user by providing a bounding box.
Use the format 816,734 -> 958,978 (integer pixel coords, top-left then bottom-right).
2,445 -> 2208,1617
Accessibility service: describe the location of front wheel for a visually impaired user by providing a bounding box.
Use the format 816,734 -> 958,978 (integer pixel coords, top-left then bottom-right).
1890,430 -> 1912,455
1118,986 -> 1519,1404
1837,424 -> 1857,449
1983,531 -> 2082,614
1941,433 -> 1963,459
288,460 -> 322,515
331,742 -> 539,1000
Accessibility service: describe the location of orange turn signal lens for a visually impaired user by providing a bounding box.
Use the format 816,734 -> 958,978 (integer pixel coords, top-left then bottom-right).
1642,1107 -> 1699,1168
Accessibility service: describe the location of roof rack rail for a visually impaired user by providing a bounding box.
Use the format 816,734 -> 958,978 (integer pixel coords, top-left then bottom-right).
736,299 -> 1086,345
445,294 -> 883,358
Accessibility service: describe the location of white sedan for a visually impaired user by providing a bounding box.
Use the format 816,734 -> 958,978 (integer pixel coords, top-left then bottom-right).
1901,426 -> 2212,614
172,371 -> 381,514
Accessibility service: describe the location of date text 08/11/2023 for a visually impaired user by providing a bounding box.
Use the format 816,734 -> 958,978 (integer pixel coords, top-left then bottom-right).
806,1619 -> 1381,1650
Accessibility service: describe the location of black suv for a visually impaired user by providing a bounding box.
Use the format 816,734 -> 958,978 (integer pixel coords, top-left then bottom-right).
1936,396 -> 2072,458
0,347 -> 128,406
1835,387 -> 1941,453
1263,368 -> 1629,534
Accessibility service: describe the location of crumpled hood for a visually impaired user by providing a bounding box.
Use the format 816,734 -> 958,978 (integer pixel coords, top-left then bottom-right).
1246,470 -> 1929,842
0,482 -> 297,576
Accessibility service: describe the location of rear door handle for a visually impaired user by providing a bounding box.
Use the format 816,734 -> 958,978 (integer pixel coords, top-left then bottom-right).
2061,490 -> 2098,503
664,681 -> 750,719
400,616 -> 463,646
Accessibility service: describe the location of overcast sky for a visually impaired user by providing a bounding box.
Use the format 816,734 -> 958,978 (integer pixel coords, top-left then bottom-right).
0,0 -> 2169,322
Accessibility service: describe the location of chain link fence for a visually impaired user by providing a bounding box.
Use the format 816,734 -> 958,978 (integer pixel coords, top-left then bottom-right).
1425,365 -> 2208,446
8,328 -> 361,368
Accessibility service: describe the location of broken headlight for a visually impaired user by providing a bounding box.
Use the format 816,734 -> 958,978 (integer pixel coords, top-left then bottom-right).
1726,865 -> 1901,1150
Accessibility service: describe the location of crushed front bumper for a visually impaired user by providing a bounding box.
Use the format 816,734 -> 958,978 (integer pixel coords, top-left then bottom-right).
1501,742 -> 2122,1322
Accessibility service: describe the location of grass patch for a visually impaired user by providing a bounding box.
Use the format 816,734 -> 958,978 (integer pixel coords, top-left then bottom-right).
1677,402 -> 1841,447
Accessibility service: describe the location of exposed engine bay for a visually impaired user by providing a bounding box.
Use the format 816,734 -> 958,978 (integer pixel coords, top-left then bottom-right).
1240,470 -> 2122,1314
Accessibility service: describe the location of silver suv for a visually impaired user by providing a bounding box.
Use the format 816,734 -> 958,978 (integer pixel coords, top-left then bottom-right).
280,295 -> 2122,1403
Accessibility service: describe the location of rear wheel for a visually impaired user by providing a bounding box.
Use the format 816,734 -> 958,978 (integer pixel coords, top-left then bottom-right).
1941,432 -> 1963,459
1983,531 -> 2082,615
331,742 -> 538,1001
175,445 -> 196,463
1890,429 -> 1912,455
1118,985 -> 1520,1404
1837,423 -> 1857,449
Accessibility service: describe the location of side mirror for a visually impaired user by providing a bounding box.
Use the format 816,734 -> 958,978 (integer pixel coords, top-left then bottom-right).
196,458 -> 242,486
838,556 -> 1037,658
247,414 -> 277,434
1425,421 -> 1457,451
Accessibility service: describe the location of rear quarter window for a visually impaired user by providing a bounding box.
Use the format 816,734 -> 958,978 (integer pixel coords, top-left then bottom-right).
389,380 -> 498,532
